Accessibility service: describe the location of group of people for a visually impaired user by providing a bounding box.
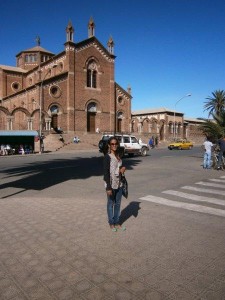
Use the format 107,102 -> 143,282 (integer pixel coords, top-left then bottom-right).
0,144 -> 12,155
202,135 -> 225,170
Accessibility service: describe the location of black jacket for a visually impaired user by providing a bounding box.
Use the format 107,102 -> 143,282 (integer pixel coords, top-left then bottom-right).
103,154 -> 111,191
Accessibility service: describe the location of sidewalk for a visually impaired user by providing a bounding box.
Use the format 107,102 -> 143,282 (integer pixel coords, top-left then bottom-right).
1,191 -> 225,300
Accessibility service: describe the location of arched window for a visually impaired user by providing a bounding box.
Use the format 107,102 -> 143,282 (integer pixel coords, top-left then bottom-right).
87,102 -> 97,112
87,60 -> 97,88
117,112 -> 123,119
50,105 -> 59,114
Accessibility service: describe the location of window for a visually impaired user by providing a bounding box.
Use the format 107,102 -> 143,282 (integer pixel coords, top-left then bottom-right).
87,102 -> 96,112
117,96 -> 124,105
87,60 -> 97,88
11,82 -> 20,91
49,85 -> 62,98
123,137 -> 130,143
117,112 -> 123,119
131,137 -> 138,143
25,54 -> 37,63
50,105 -> 59,114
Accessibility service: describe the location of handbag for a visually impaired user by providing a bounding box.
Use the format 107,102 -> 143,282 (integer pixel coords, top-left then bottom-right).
121,174 -> 128,198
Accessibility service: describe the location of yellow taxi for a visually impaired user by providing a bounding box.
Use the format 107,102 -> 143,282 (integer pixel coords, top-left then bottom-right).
168,139 -> 194,150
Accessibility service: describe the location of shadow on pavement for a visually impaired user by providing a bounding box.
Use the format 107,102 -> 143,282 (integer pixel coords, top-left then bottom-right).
120,201 -> 141,224
0,155 -> 142,198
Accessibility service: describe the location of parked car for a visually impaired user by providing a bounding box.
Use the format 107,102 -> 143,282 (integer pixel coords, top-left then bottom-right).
98,134 -> 149,157
168,139 -> 193,150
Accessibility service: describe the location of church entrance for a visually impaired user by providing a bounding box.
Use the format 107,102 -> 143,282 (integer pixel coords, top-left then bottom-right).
87,102 -> 97,132
117,119 -> 122,132
117,112 -> 123,133
87,112 -> 96,132
51,114 -> 58,129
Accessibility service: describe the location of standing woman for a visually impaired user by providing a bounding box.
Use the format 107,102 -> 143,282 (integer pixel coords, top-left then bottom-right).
103,137 -> 126,232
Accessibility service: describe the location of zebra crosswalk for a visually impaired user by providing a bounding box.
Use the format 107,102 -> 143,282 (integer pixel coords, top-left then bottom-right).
140,176 -> 225,218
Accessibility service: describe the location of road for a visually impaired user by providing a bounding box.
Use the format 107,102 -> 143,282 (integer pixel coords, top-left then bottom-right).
1,146 -> 225,222
1,147 -> 225,299
0,146 -> 222,199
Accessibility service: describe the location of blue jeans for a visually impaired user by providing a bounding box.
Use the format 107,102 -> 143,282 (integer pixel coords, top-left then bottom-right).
107,187 -> 122,225
203,151 -> 211,169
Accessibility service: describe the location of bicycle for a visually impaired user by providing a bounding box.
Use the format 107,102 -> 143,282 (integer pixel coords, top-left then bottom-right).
212,150 -> 225,170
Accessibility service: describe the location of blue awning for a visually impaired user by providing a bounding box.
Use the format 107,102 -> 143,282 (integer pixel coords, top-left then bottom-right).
0,130 -> 39,136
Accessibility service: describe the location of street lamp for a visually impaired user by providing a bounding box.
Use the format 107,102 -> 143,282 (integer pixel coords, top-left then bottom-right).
173,94 -> 191,140
39,64 -> 57,153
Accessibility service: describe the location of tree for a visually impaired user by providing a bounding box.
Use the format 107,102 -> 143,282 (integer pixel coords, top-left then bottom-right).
204,90 -> 225,117
200,110 -> 225,142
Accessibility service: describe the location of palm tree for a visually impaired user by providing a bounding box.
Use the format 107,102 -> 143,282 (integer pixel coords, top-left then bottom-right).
204,90 -> 225,117
200,110 -> 225,143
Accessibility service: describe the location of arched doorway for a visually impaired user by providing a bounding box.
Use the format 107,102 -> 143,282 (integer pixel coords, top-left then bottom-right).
50,105 -> 59,130
117,112 -> 123,133
87,102 -> 96,132
142,119 -> 149,133
159,121 -> 165,141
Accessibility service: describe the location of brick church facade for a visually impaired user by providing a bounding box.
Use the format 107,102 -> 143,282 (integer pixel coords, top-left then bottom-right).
0,19 -> 132,135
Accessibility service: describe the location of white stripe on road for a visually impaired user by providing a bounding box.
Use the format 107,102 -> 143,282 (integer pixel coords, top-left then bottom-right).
140,195 -> 225,217
195,181 -> 225,189
209,179 -> 225,183
182,186 -> 225,196
162,190 -> 225,206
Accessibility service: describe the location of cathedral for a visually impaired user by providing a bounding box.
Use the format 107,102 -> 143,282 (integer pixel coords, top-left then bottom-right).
0,19 -> 132,136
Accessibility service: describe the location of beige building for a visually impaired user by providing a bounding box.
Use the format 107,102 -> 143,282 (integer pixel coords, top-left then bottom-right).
0,19 -> 132,136
132,107 -> 205,142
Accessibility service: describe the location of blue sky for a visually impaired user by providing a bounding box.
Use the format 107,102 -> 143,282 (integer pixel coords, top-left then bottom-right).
1,0 -> 225,118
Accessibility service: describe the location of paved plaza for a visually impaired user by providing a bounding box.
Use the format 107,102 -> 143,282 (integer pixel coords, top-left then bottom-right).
1,151 -> 225,299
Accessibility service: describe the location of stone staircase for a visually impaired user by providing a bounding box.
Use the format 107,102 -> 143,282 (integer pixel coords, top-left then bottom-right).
43,132 -> 101,152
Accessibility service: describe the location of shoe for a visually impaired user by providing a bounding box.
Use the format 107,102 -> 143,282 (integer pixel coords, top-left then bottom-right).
115,224 -> 126,231
110,225 -> 117,232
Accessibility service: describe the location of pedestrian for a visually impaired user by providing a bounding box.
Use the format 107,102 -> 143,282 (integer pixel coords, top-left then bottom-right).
0,144 -> 7,155
73,136 -> 80,143
216,135 -> 225,170
148,137 -> 154,149
202,137 -> 214,169
103,136 -> 126,232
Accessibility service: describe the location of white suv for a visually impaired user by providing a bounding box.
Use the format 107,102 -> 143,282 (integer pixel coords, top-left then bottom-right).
98,134 -> 149,157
